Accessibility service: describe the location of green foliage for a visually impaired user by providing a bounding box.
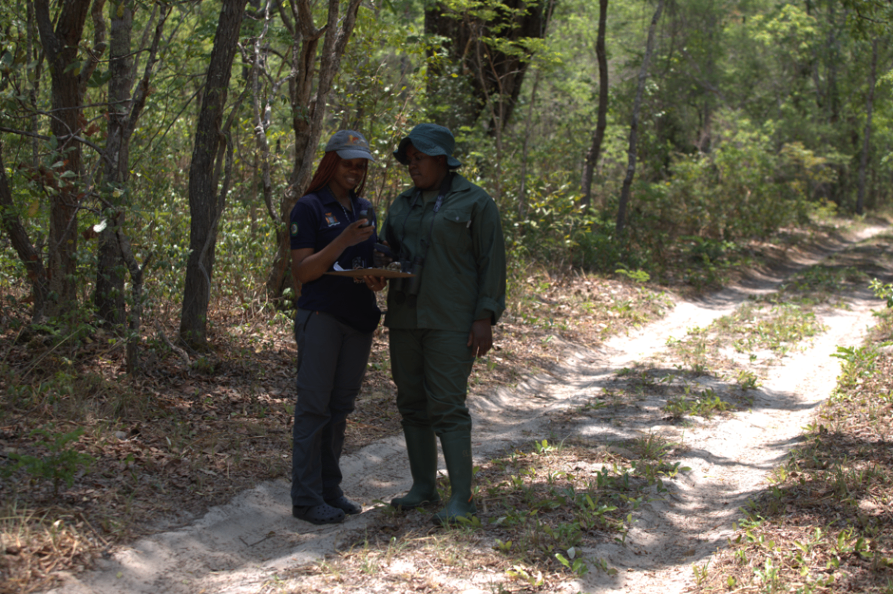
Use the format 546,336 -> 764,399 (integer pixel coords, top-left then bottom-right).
555,548 -> 589,576
636,119 -> 825,245
4,426 -> 94,495
735,370 -> 761,391
0,0 -> 890,344
664,387 -> 733,420
615,268 -> 650,283
870,278 -> 893,308
830,345 -> 878,394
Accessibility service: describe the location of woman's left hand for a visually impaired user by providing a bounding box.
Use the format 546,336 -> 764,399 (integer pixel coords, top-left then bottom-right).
364,276 -> 387,292
467,318 -> 493,358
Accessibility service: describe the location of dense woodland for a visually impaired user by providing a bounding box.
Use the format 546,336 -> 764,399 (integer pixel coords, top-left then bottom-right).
0,0 -> 891,356
2,2 -> 893,591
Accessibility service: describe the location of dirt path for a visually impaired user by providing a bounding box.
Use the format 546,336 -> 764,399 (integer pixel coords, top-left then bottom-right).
48,226 -> 889,594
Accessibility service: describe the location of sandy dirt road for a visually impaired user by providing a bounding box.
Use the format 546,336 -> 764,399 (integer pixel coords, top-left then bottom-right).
48,226 -> 890,594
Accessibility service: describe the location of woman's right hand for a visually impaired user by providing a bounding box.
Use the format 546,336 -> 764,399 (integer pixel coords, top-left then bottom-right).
340,219 -> 375,247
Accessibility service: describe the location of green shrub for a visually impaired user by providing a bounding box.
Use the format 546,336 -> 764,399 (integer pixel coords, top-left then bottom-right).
4,426 -> 94,495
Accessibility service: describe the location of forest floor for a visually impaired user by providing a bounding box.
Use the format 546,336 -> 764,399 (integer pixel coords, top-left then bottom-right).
2,216 -> 892,594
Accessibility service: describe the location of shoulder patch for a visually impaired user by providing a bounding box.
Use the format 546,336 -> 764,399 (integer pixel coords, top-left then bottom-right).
290,222 -> 299,237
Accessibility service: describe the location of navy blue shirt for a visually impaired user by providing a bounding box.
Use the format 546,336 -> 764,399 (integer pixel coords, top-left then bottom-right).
289,187 -> 381,333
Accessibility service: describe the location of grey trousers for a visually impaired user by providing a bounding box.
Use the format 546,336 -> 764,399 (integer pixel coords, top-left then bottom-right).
291,309 -> 373,507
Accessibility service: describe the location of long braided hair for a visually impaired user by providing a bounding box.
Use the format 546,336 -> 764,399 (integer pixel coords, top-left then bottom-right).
304,152 -> 368,198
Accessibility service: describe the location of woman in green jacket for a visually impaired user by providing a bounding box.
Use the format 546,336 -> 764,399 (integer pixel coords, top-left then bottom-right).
380,123 -> 506,524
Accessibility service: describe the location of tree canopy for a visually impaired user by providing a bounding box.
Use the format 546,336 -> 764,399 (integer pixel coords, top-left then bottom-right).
0,0 -> 891,347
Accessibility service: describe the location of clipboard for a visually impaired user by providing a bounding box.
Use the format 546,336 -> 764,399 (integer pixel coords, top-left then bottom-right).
324,268 -> 415,278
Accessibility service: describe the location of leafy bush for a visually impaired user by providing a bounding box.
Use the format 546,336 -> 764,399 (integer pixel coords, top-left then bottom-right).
870,278 -> 893,308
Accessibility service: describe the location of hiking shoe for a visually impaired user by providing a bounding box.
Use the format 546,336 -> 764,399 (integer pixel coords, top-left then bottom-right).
325,496 -> 362,515
292,503 -> 345,525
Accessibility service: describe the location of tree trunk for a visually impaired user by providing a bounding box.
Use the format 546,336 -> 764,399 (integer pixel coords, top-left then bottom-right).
179,0 -> 249,348
856,38 -> 877,216
265,0 -> 364,302
581,0 -> 609,208
95,1 -> 168,330
518,69 -> 541,220
26,2 -> 42,169
117,229 -> 152,374
95,0 -> 133,326
249,0 -> 278,234
616,0 -> 664,239
0,144 -> 49,323
424,0 -> 552,131
34,0 -> 96,314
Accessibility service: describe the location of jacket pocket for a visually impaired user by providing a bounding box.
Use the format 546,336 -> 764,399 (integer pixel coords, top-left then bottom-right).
436,206 -> 473,249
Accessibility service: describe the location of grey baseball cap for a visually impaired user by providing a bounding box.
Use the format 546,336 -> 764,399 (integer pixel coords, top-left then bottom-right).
393,123 -> 461,168
324,130 -> 375,161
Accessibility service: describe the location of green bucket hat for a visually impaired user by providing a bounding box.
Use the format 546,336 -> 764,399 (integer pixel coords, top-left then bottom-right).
393,123 -> 462,168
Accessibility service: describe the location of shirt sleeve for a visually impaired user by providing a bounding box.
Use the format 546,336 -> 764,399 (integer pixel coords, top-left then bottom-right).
471,197 -> 507,324
289,199 -> 318,251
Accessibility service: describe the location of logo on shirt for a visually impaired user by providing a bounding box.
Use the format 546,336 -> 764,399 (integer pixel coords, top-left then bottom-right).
290,222 -> 299,237
324,212 -> 339,227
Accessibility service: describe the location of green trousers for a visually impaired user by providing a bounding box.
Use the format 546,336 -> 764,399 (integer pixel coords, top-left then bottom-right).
389,328 -> 475,434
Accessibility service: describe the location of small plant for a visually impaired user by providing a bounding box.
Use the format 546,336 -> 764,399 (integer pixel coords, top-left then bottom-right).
505,565 -> 543,587
754,558 -> 780,591
692,562 -> 709,585
590,556 -> 618,575
615,267 -> 651,283
493,538 -> 513,553
533,439 -> 554,455
555,547 -> 589,576
664,387 -> 733,419
582,399 -> 607,411
6,426 -> 94,494
830,345 -> 877,392
632,432 -> 672,460
869,278 -> 893,307
735,369 -> 761,390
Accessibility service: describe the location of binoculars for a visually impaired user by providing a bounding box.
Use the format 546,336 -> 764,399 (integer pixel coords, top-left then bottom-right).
390,256 -> 423,296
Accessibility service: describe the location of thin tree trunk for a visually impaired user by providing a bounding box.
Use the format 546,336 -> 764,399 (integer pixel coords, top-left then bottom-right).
95,1 -> 168,368
96,0 -> 133,326
474,23 -> 507,203
0,144 -> 49,323
179,0 -> 249,348
856,38 -> 878,216
249,0 -> 277,231
265,0 -> 363,301
518,69 -> 541,220
117,229 -> 152,374
34,0 -> 96,313
616,0 -> 664,238
826,3 -> 844,205
26,2 -> 42,169
581,0 -> 609,208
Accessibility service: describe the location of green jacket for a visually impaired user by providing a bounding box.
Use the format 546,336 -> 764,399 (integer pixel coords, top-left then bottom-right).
382,174 -> 506,330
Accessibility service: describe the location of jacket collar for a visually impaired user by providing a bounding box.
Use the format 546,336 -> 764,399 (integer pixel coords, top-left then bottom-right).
399,173 -> 471,199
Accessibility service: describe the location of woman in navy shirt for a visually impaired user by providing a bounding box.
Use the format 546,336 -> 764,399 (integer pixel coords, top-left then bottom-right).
289,130 -> 385,525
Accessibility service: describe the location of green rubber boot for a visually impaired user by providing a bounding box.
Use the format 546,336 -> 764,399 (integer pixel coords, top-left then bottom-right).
390,425 -> 441,509
432,431 -> 477,525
